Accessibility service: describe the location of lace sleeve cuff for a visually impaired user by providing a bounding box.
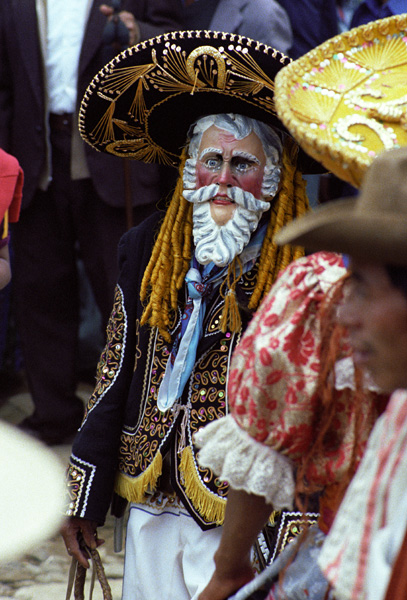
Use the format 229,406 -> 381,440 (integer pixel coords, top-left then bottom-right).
194,415 -> 295,510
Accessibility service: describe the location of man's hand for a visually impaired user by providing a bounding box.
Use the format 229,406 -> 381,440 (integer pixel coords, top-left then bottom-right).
99,4 -> 140,46
60,517 -> 105,569
198,560 -> 254,600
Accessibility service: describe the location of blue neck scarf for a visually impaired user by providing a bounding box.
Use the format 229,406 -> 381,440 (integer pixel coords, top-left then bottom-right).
157,223 -> 267,412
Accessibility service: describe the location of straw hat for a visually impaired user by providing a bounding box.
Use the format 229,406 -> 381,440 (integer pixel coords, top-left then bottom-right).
0,421 -> 65,563
274,14 -> 407,188
274,146 -> 407,265
78,30 -> 319,172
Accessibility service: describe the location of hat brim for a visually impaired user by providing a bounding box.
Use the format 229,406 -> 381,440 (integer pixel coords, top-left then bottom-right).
0,422 -> 65,563
79,30 -> 322,173
275,197 -> 407,265
274,14 -> 407,188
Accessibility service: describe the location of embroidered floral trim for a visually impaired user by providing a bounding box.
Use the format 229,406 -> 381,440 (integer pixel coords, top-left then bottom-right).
81,285 -> 127,425
66,454 -> 97,518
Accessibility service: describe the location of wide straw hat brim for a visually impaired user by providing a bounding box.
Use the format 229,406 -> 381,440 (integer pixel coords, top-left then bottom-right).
275,144 -> 407,266
0,421 -> 65,563
79,30 -> 321,172
274,197 -> 407,265
274,14 -> 407,188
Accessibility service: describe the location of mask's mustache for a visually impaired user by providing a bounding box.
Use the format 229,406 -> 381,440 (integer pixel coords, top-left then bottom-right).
183,184 -> 270,214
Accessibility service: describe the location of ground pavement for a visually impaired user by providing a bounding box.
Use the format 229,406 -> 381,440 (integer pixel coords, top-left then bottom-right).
0,381 -> 125,599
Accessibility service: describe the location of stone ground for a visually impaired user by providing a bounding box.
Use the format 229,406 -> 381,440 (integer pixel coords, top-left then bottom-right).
0,379 -> 125,599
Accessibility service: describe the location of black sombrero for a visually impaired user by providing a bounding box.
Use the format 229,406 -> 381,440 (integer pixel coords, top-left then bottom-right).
79,30 -> 320,172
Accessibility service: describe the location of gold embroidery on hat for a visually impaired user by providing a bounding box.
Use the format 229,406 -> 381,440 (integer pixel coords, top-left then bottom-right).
346,35 -> 407,71
101,62 -> 156,96
105,138 -> 173,164
225,50 -> 275,94
186,46 -> 227,89
80,31 -> 289,163
306,59 -> 371,94
89,100 -> 116,146
346,86 -> 407,127
334,114 -> 397,152
289,87 -> 340,124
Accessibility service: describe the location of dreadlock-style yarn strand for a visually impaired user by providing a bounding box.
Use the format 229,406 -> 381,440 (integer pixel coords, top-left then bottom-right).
140,151 -> 192,341
249,138 -> 310,310
172,196 -> 193,296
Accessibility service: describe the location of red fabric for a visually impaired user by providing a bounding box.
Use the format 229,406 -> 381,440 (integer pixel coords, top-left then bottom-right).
229,252 -> 382,489
0,148 -> 24,224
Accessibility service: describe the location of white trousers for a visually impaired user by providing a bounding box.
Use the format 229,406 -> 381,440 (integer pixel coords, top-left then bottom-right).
122,502 -> 222,600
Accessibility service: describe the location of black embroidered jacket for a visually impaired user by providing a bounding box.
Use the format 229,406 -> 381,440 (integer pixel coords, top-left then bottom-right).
67,212 -> 258,530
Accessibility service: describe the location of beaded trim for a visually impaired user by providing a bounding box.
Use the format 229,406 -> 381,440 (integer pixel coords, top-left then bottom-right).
79,30 -> 290,165
274,14 -> 407,188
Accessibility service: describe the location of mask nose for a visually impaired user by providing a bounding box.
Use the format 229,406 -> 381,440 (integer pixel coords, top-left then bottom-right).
216,161 -> 235,187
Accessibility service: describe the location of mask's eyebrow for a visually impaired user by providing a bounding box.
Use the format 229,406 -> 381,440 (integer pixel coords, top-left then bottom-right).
231,150 -> 261,165
199,147 -> 261,165
199,147 -> 222,160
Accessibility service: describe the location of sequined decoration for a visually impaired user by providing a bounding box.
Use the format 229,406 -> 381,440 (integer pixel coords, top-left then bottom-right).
275,14 -> 407,187
118,322 -> 179,476
82,285 -> 126,423
66,457 -> 97,518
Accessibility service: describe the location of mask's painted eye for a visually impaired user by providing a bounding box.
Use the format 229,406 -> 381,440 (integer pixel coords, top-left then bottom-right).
203,156 -> 222,170
231,157 -> 254,173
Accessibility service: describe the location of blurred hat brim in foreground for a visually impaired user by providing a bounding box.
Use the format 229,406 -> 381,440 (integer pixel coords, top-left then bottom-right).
0,421 -> 65,563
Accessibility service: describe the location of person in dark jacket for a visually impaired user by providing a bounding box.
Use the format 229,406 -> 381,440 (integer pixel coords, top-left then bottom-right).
276,0 -> 339,58
181,0 -> 293,54
350,0 -> 407,27
0,1 -> 182,445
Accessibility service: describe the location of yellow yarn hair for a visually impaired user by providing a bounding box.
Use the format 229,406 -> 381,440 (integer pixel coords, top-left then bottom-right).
140,138 -> 310,338
248,137 -> 310,310
140,149 -> 192,342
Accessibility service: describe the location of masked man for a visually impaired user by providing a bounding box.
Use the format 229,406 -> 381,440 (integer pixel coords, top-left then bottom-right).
61,31 -> 313,600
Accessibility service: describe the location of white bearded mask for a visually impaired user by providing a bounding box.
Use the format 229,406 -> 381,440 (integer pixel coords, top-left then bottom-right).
182,115 -> 282,267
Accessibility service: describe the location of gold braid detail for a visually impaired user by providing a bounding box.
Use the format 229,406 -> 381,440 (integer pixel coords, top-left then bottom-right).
140,149 -> 192,342
219,255 -> 243,333
248,138 -> 310,310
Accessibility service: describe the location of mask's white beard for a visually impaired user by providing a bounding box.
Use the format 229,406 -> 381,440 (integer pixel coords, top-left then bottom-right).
191,199 -> 263,267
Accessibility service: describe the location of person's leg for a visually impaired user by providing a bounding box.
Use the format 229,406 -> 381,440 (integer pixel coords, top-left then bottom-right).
182,516 -> 222,600
122,502 -> 222,600
13,188 -> 84,442
123,505 -> 187,600
73,179 -> 137,330
13,126 -> 86,443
